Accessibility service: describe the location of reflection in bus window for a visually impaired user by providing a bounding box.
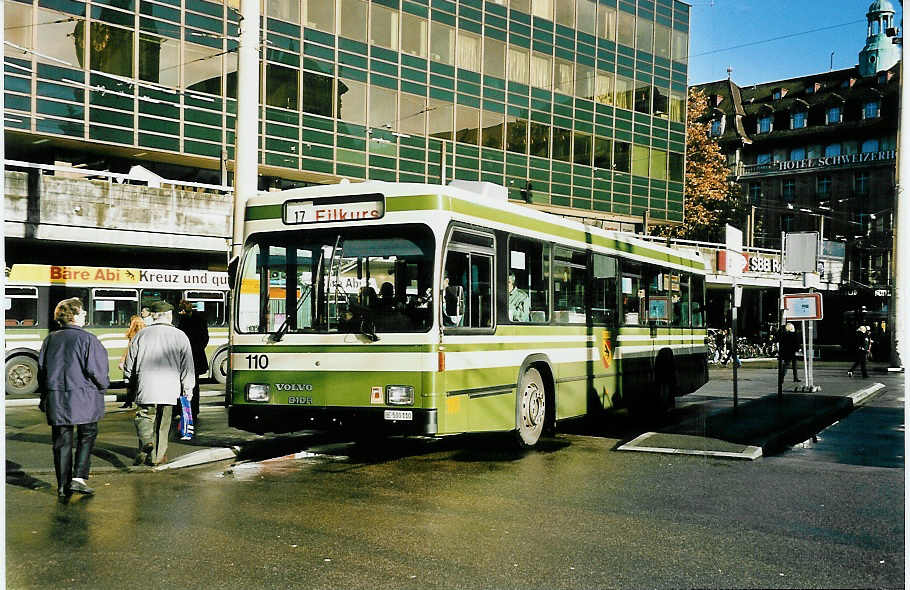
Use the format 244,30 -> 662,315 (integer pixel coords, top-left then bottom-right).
591,254 -> 618,325
141,289 -> 183,312
4,287 -> 39,327
92,288 -> 138,328
672,273 -> 689,327
508,237 -> 549,323
691,275 -> 706,327
553,247 -> 586,323
185,290 -> 226,326
443,252 -> 467,327
621,262 -> 645,326
647,267 -> 670,325
49,287 -> 90,328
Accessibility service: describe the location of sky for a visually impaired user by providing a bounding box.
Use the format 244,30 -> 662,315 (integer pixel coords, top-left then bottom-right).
687,0 -> 904,86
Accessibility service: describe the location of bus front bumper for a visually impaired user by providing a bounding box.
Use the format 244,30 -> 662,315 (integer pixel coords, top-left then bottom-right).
228,405 -> 438,436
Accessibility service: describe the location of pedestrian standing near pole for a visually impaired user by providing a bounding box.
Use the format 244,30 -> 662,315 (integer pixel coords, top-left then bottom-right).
847,325 -> 871,379
37,298 -> 110,499
778,322 -> 799,386
123,300 -> 195,467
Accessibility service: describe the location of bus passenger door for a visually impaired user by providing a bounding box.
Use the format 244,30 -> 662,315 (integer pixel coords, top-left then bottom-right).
590,254 -> 619,410
439,228 -> 496,435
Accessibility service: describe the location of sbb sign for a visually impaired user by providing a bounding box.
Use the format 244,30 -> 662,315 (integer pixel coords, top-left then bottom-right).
716,251 -> 781,275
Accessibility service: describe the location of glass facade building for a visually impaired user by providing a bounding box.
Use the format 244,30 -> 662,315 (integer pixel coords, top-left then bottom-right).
4,0 -> 689,224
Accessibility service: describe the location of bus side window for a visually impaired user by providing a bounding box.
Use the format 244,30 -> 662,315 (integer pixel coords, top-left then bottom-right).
672,273 -> 689,328
691,275 -> 705,327
646,266 -> 670,326
442,252 -> 467,327
508,237 -> 549,324
4,287 -> 39,327
591,254 -> 617,326
470,255 -> 493,328
553,247 -> 586,323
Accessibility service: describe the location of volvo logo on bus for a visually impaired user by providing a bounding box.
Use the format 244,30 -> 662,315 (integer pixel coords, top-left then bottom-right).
276,383 -> 313,392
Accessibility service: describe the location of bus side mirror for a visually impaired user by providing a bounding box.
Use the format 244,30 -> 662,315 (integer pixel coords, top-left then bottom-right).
227,256 -> 239,286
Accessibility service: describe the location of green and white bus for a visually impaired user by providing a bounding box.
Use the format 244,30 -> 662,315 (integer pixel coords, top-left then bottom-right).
228,181 -> 708,447
5,263 -> 231,395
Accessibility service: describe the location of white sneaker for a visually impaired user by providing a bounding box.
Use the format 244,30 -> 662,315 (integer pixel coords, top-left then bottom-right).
847,371 -> 853,377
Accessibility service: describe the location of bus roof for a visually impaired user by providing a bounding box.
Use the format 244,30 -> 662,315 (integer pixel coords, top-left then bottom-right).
244,181 -> 709,273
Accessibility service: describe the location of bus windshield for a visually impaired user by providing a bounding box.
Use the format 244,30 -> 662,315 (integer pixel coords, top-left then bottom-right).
237,224 -> 435,335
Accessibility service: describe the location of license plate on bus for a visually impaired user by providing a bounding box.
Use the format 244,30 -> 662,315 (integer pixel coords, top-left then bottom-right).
384,410 -> 413,421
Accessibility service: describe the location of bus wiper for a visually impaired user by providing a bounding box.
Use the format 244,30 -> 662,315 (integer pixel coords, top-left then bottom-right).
269,284 -> 312,342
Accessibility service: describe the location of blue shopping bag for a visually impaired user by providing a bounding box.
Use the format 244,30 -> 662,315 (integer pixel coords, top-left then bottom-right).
178,395 -> 194,440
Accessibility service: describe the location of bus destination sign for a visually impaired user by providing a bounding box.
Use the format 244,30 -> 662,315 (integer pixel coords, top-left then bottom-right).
283,194 -> 384,225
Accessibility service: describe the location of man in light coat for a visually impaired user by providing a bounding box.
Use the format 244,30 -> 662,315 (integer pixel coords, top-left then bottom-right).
123,300 -> 195,466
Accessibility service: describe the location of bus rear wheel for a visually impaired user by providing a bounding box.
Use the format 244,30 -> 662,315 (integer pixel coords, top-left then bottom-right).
211,348 -> 228,385
515,367 -> 546,448
6,356 -> 39,396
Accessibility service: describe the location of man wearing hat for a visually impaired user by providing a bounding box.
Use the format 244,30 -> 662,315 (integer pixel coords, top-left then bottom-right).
123,300 -> 195,466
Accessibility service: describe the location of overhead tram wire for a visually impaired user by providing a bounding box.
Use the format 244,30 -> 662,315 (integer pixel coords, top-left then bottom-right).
689,19 -> 865,59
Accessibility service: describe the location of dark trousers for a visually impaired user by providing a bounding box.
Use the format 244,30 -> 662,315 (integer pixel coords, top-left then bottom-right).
190,382 -> 200,423
849,351 -> 869,377
52,422 -> 98,492
779,357 -> 798,384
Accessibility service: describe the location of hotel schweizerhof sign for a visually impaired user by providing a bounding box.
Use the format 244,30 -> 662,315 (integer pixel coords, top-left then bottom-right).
776,149 -> 896,171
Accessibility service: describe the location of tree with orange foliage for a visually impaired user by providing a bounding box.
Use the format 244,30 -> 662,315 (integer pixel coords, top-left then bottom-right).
654,87 -> 744,241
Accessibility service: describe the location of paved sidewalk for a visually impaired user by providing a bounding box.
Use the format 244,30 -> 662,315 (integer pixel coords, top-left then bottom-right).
619,362 -> 891,459
5,363 -> 896,487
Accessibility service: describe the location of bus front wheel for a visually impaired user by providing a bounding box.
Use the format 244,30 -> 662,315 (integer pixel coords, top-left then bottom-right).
211,348 -> 229,385
6,355 -> 39,396
515,367 -> 546,448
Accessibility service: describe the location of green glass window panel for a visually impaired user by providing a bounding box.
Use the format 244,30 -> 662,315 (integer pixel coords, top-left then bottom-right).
89,107 -> 132,128
193,0 -> 222,18
138,132 -> 177,150
303,129 -> 332,146
481,159 -> 504,174
5,93 -> 30,112
398,172 -> 424,182
429,86 -> 454,102
337,148 -> 365,165
34,116 -> 81,137
337,135 -> 366,150
265,152 -> 298,167
38,0 -> 86,16
267,19 -> 300,40
266,137 -> 297,153
400,158 -> 425,173
139,116 -> 178,134
185,139 -> 221,157
305,144 -> 332,160
91,6 -> 132,26
304,28 -> 334,46
37,99 -> 84,119
303,113 -> 334,131
267,49 -> 300,67
369,167 -> 397,181
306,43 -> 336,63
182,124 -> 220,142
141,1 -> 178,21
265,64 -> 298,110
89,124 -> 132,144
299,72 -> 333,117
37,81 -> 83,103
337,163 -> 366,178
186,12 -> 221,34
184,108 -> 220,127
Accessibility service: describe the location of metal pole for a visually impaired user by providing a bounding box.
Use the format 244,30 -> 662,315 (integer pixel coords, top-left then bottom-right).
231,0 -> 260,261
778,231 -> 786,400
891,5 -> 908,370
732,288 -> 738,409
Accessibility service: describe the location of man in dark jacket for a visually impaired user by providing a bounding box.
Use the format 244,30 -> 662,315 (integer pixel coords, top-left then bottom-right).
176,300 -> 209,424
848,325 -> 871,378
38,298 -> 110,499
778,322 -> 799,386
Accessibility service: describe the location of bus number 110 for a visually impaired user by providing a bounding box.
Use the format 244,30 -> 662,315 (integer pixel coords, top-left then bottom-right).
246,354 -> 269,370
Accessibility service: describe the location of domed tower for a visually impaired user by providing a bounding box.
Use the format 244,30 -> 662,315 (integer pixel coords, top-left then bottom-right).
858,0 -> 901,77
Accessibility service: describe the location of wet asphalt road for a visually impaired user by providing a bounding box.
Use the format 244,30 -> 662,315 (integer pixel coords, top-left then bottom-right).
7,407 -> 904,590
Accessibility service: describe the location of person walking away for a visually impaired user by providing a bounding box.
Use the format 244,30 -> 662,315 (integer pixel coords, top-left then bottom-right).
117,315 -> 146,409
848,325 -> 871,378
37,298 -> 109,499
778,322 -> 799,385
123,300 -> 195,466
176,300 -> 209,424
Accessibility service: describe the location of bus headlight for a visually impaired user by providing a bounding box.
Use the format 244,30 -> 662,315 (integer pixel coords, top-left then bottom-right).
386,385 -> 414,406
245,383 -> 270,402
